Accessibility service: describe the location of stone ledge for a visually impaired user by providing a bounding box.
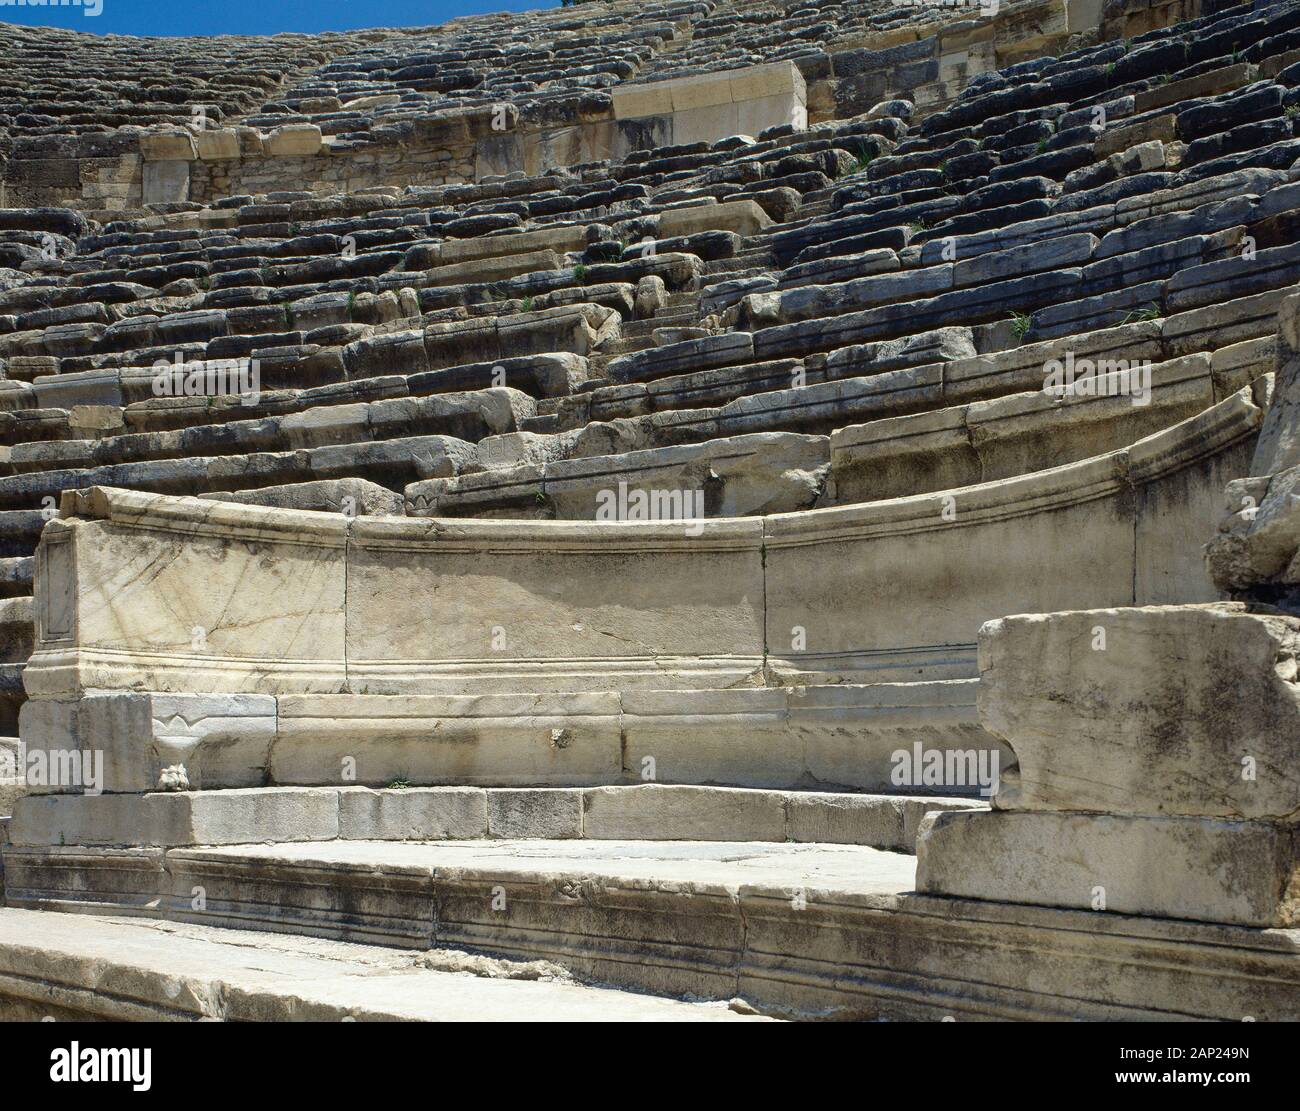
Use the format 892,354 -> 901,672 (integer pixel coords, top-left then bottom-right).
0,908 -> 758,1022
4,842 -> 1297,1019
7,783 -> 983,847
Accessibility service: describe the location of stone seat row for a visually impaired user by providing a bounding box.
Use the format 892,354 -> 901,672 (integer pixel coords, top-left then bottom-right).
778,101 -> 1299,270
921,0 -> 1300,140
0,23 -> 363,140
615,191 -> 1300,394
0,279 -> 1225,474
0,300 -> 1264,521
0,180 -> 772,339
0,163 -> 1279,467
0,172 -> 1284,517
409,352 -> 1268,521
2,143 -> 1279,402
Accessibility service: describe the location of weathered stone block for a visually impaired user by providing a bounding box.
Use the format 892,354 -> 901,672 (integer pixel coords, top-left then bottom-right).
139,131 -> 196,161
195,129 -> 241,161
917,808 -> 1300,928
142,160 -> 190,205
979,604 -> 1300,819
582,784 -> 786,841
658,198 -> 772,239
264,125 -> 323,158
337,787 -> 488,840
487,789 -> 583,839
10,787 -> 339,847
611,82 -> 674,120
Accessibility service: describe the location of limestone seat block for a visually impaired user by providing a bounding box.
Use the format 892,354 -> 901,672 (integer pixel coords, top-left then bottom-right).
421,249 -> 560,288
11,786 -> 340,847
612,82 -> 674,121
264,124 -> 323,158
433,225 -> 588,266
4,782 -> 982,850
139,131 -> 197,161
342,93 -> 401,110
20,692 -> 277,794
978,604 -> 1300,819
194,129 -> 241,161
658,198 -> 773,239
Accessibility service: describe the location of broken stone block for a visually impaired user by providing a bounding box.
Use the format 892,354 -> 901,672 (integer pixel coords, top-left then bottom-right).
917,807 -> 1300,928
978,604 -> 1300,820
1255,290 -> 1300,476
18,692 -> 277,795
199,478 -> 404,517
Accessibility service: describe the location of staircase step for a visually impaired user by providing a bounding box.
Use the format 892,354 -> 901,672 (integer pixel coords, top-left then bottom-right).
700,266 -> 768,284
5,785 -> 983,850
2,832 -> 1286,1020
5,837 -> 916,997
604,335 -> 657,355
0,908 -> 764,1022
648,309 -> 702,326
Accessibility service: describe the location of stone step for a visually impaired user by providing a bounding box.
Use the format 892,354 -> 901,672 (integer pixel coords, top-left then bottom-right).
4,838 -> 1290,1019
4,388 -> 535,476
0,431 -> 480,510
703,250 -> 772,275
701,266 -> 770,288
7,785 -> 983,851
603,335 -> 657,356
649,309 -> 702,327
0,908 -> 764,1022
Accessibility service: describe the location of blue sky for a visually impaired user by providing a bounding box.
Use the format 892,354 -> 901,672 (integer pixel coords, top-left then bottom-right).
0,0 -> 557,37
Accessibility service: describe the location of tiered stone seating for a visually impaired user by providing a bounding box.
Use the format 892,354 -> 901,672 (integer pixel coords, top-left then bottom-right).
0,24 -> 355,140
0,1 -> 1290,775
1,0 -> 1299,1022
0,7 -> 1292,682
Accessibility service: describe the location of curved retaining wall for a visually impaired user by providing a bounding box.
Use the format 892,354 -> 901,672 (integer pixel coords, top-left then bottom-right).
14,388 -> 1259,792
26,386 -> 1260,700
